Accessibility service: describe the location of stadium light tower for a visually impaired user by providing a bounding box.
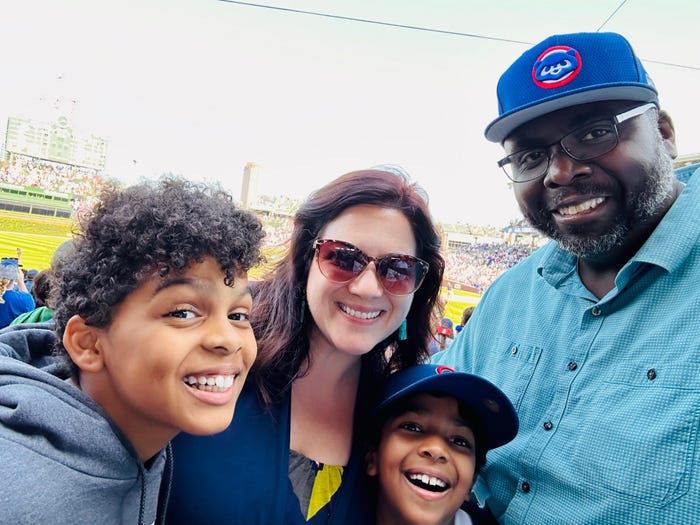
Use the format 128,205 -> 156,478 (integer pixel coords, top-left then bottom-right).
241,162 -> 262,209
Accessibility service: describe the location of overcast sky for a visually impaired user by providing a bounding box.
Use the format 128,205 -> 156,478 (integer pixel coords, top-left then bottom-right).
1,0 -> 698,226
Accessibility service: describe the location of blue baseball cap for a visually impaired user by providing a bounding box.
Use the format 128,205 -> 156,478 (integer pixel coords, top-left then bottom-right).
0,258 -> 19,280
485,32 -> 658,143
375,364 -> 518,451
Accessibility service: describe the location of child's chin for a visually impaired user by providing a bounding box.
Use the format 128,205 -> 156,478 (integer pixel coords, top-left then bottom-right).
183,411 -> 236,436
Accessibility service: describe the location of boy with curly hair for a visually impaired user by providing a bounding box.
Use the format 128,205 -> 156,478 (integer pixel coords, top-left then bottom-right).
0,176 -> 265,524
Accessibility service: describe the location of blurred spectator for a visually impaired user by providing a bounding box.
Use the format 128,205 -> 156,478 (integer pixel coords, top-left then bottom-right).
0,259 -> 34,328
461,306 -> 475,327
24,269 -> 38,292
9,240 -> 76,326
11,270 -> 53,325
435,317 -> 454,351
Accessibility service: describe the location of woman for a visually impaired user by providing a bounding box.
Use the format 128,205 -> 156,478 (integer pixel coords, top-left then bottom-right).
164,167 -> 445,524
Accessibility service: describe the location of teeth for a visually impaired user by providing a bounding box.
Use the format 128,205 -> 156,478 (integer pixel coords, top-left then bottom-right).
558,197 -> 605,216
184,374 -> 235,392
339,304 -> 382,320
408,473 -> 447,489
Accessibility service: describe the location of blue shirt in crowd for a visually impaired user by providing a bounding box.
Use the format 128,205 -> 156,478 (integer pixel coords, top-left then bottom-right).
0,290 -> 34,329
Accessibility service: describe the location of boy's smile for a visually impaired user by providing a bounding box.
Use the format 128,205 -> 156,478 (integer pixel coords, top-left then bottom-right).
367,393 -> 477,525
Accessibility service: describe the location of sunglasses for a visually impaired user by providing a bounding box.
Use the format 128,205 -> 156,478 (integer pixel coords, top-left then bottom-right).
313,239 -> 429,296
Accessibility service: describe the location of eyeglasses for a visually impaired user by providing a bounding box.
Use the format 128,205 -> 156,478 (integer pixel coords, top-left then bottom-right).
313,239 -> 429,296
497,103 -> 657,183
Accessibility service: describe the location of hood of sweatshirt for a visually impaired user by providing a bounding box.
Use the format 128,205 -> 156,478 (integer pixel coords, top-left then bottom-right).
0,324 -> 167,524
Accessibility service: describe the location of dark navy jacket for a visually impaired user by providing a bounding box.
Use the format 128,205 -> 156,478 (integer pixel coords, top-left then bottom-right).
164,381 -> 371,524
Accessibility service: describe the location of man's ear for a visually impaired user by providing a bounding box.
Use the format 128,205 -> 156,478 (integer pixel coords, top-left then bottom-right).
365,449 -> 378,477
63,315 -> 104,373
658,109 -> 678,159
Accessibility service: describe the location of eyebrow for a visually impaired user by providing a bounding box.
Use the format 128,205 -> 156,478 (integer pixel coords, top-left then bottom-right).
152,276 -> 252,299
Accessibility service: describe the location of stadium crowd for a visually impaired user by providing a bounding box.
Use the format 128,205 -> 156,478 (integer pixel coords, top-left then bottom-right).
444,242 -> 533,293
1,155 -> 108,198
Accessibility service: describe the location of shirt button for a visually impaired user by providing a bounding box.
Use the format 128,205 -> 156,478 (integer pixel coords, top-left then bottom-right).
511,345 -> 518,355
567,361 -> 578,371
543,421 -> 553,431
591,307 -> 602,316
521,481 -> 531,493
647,369 -> 657,380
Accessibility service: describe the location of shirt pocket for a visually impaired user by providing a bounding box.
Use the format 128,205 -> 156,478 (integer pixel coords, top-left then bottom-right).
485,337 -> 542,412
573,363 -> 700,507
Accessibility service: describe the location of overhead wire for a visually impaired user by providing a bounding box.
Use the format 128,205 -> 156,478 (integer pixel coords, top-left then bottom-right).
216,0 -> 532,45
595,0 -> 628,32
215,0 -> 699,72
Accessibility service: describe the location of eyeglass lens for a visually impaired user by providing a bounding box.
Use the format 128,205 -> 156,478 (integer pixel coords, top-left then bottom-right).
499,102 -> 656,183
315,239 -> 428,295
503,120 -> 618,182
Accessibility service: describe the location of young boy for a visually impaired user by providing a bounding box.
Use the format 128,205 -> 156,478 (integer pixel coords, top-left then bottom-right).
366,364 -> 518,525
0,177 -> 264,524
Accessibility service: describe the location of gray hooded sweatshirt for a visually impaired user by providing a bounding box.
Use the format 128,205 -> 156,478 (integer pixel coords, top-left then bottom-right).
0,324 -> 169,524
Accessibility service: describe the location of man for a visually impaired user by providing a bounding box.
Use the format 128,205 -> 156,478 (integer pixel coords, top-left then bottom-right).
433,32 -> 699,524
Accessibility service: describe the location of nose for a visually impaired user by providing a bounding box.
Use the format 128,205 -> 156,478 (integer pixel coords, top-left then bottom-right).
202,314 -> 243,354
418,435 -> 448,463
542,144 -> 592,187
347,262 -> 384,297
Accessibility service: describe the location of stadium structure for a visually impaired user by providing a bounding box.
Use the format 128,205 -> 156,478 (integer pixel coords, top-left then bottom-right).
1,114 -> 109,218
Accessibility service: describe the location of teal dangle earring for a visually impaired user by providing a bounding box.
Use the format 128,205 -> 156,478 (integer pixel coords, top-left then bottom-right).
299,297 -> 306,324
398,319 -> 407,341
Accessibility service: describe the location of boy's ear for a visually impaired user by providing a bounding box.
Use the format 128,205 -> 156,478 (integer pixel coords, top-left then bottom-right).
63,315 -> 105,373
365,449 -> 378,477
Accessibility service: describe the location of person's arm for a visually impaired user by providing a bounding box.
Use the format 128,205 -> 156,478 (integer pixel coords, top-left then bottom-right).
15,268 -> 29,293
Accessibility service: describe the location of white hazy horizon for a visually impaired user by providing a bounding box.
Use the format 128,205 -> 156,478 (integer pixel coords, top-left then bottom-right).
1,0 -> 697,228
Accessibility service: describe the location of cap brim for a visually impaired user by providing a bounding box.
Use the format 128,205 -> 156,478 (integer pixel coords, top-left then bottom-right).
485,85 -> 658,143
377,372 -> 518,450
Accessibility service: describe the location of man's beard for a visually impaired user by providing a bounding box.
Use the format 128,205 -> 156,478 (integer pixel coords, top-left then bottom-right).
523,144 -> 676,258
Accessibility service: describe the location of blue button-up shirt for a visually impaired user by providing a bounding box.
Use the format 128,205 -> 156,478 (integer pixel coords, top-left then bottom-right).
433,168 -> 700,524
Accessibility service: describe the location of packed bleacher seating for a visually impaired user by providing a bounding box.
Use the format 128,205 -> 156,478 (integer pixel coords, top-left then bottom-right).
1,155 -> 111,198
443,242 -> 534,293
254,212 -> 294,247
252,194 -> 299,216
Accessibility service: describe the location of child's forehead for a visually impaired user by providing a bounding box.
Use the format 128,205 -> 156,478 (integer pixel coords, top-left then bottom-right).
388,391 -> 476,427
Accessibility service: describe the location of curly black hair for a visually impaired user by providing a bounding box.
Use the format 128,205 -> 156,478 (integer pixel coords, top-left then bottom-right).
52,176 -> 265,378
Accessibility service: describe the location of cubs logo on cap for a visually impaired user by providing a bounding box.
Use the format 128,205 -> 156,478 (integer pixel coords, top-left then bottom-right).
533,45 -> 582,89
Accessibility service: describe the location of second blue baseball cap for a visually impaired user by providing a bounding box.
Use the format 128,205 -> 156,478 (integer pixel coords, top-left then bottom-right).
375,364 -> 518,451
